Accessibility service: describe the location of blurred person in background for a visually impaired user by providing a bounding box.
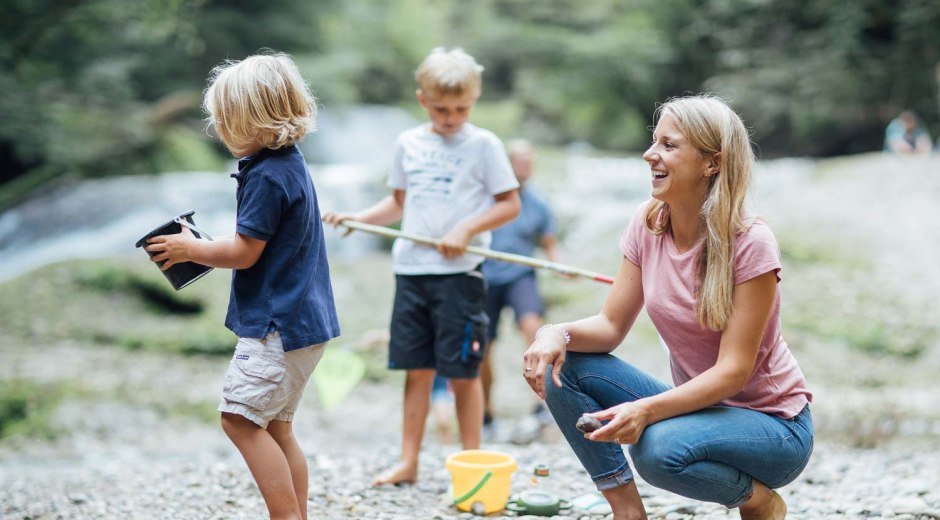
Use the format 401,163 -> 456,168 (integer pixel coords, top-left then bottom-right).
481,138 -> 562,443
884,110 -> 933,155
430,375 -> 456,444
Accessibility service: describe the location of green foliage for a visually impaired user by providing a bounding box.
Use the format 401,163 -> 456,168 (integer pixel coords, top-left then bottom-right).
789,300 -> 933,359
698,0 -> 940,155
151,125 -> 228,174
299,0 -> 451,105
76,262 -> 204,314
0,380 -> 61,440
0,258 -> 235,356
2,0 -> 939,199
0,0 -> 338,194
467,100 -> 525,141
778,237 -> 936,359
777,233 -> 868,269
0,0 -> 209,186
293,0 -> 940,154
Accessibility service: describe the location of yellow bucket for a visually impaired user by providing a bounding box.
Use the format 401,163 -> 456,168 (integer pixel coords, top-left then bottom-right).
445,449 -> 517,514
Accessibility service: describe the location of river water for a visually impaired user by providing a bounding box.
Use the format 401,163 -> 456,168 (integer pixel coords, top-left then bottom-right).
0,104 -> 417,280
0,164 -> 397,280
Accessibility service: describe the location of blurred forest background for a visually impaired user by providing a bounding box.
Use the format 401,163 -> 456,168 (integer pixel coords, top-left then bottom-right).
2,0 -> 939,208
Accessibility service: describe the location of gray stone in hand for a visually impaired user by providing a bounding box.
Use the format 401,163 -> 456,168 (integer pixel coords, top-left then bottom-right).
576,415 -> 602,433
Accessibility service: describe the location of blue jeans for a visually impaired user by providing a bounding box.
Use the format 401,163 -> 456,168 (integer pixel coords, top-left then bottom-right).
544,352 -> 814,508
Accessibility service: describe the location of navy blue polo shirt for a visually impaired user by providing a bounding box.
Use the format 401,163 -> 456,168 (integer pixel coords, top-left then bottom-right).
225,145 -> 340,351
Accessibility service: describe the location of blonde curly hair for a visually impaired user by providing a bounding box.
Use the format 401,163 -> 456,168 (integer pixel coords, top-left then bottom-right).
204,52 -> 316,156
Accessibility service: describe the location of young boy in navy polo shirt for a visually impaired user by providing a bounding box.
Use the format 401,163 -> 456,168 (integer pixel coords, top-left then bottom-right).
146,53 -> 340,520
323,47 -> 520,486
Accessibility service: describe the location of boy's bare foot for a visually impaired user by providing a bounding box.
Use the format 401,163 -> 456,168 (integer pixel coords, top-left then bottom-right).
739,481 -> 787,520
371,461 -> 418,487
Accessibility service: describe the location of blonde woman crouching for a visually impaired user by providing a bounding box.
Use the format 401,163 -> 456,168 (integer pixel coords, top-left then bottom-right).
522,95 -> 812,520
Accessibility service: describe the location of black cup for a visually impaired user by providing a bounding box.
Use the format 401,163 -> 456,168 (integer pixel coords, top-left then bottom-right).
135,210 -> 213,290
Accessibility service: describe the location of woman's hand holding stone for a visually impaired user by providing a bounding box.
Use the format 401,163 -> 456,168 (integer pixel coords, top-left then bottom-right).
587,401 -> 652,445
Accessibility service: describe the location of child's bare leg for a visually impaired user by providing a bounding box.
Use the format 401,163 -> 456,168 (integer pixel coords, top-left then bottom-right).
480,347 -> 495,419
221,413 -> 302,520
602,481 -> 648,520
450,377 -> 484,449
267,420 -> 308,520
518,313 -> 541,346
739,480 -> 787,520
431,398 -> 456,444
372,369 -> 435,486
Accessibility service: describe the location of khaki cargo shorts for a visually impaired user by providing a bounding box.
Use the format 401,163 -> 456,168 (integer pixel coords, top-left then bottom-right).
218,332 -> 326,428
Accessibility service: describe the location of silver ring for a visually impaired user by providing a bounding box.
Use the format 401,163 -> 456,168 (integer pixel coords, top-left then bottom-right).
615,437 -> 621,444
524,367 -> 532,372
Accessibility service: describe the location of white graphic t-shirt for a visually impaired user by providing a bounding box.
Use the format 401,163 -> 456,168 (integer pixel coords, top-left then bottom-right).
388,123 -> 519,274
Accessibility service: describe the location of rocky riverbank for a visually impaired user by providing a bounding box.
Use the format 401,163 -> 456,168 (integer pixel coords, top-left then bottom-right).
2,378 -> 939,519
2,153 -> 939,519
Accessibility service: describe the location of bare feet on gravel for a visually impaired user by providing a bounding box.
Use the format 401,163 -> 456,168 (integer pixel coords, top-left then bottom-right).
740,481 -> 787,520
371,461 -> 418,487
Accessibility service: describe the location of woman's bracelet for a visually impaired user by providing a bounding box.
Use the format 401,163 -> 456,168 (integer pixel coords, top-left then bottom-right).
536,324 -> 571,346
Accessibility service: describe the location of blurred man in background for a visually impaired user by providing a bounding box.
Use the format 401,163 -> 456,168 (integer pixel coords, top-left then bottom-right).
481,139 -> 561,443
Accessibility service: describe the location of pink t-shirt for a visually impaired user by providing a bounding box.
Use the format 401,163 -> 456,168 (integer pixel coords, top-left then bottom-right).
620,203 -> 811,418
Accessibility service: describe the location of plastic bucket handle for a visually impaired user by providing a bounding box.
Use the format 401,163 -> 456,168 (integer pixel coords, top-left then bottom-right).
452,470 -> 492,505
135,211 -> 214,291
174,217 -> 214,241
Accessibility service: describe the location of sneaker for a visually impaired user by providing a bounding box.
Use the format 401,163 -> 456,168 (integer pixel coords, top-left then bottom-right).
569,492 -> 613,515
483,417 -> 510,444
511,404 -> 554,445
532,403 -> 553,427
511,414 -> 542,445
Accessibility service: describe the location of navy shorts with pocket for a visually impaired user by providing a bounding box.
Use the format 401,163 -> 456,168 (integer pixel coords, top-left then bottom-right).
388,269 -> 489,379
485,271 -> 545,340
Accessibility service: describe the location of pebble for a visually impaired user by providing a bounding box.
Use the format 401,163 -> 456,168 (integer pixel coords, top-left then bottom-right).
1,439 -> 939,519
575,415 -> 602,433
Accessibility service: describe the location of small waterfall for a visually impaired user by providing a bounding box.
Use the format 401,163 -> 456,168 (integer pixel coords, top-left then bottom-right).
0,104 -> 418,281
0,164 -> 390,281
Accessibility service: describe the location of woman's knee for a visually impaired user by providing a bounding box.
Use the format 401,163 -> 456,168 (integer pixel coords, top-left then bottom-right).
767,436 -> 814,488
545,353 -> 630,406
629,427 -> 686,486
543,372 -> 565,408
544,359 -> 581,405
550,352 -> 599,387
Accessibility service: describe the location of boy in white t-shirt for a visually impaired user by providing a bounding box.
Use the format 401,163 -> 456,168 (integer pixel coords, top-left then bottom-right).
323,47 -> 520,485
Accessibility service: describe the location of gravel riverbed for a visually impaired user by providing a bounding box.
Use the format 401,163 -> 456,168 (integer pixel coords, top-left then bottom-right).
3,154 -> 939,519
2,380 -> 939,519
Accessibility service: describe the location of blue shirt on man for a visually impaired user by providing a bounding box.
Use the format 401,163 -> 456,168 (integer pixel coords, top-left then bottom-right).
482,186 -> 557,285
226,145 -> 340,351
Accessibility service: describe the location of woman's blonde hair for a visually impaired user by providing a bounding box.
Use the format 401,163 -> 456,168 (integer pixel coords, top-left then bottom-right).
415,47 -> 484,98
204,52 -> 316,156
644,94 -> 755,331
